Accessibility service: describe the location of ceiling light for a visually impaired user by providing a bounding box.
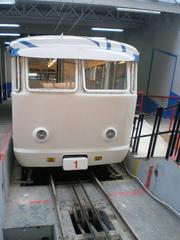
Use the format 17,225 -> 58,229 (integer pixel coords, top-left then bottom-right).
117,61 -> 126,64
0,24 -> 20,27
48,59 -> 57,68
90,37 -> 106,40
0,33 -> 20,36
0,0 -> 15,4
28,73 -> 38,77
4,42 -> 10,45
117,7 -> 161,14
91,27 -> 124,32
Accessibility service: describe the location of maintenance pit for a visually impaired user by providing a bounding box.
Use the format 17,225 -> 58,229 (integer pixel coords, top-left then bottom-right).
3,226 -> 54,240
2,159 -> 180,240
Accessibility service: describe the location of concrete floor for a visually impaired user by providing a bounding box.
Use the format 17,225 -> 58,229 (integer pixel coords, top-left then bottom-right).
0,100 -> 12,240
3,163 -> 180,240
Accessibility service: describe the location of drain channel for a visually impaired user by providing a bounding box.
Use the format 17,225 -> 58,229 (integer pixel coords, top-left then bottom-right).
70,208 -> 114,235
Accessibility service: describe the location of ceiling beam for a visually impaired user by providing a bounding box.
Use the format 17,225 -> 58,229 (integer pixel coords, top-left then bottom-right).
19,0 -> 180,14
0,2 -> 146,35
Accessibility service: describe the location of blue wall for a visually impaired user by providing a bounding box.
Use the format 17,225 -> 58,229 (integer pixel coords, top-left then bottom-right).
143,92 -> 179,118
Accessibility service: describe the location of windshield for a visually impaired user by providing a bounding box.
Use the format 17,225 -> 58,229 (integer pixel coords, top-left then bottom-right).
84,60 -> 128,91
28,58 -> 76,90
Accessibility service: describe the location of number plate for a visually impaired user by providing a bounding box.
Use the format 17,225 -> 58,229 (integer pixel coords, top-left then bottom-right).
63,157 -> 88,171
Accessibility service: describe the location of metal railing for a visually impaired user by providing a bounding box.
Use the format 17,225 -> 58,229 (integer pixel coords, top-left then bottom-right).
131,101 -> 180,164
136,92 -> 145,114
137,92 -> 180,128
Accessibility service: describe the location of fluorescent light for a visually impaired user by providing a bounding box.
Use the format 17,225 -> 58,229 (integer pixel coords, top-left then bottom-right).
117,61 -> 126,64
28,73 -> 38,77
91,27 -> 124,32
117,7 -> 161,14
0,0 -> 15,4
91,37 -> 106,40
0,24 -> 20,27
48,59 -> 57,68
4,42 -> 10,45
0,33 -> 20,36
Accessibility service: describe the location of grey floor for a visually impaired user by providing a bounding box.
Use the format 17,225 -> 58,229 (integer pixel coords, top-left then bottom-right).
4,164 -> 180,240
102,179 -> 180,240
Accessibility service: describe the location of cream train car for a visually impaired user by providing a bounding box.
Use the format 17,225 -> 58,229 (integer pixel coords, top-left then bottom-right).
10,35 -> 139,170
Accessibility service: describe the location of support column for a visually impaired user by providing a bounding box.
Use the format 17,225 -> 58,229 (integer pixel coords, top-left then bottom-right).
1,45 -> 7,101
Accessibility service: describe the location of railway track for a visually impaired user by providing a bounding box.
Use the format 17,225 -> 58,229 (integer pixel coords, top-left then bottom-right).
49,171 -> 140,240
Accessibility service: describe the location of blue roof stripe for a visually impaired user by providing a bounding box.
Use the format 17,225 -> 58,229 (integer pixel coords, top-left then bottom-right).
86,38 -> 100,47
90,39 -> 100,47
20,40 -> 37,48
134,54 -> 139,62
121,44 -> 126,52
106,41 -> 111,50
10,48 -> 19,56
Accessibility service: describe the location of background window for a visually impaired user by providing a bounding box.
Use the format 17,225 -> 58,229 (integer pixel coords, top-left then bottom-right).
28,58 -> 76,90
84,60 -> 127,90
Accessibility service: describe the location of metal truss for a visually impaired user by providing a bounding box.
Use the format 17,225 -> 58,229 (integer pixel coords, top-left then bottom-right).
0,2 -> 147,34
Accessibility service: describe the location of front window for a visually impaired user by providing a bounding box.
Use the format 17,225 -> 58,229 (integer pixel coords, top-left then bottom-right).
28,58 -> 76,91
84,60 -> 128,91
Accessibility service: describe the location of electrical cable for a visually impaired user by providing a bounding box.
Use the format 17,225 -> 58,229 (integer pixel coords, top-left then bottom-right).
123,158 -> 180,219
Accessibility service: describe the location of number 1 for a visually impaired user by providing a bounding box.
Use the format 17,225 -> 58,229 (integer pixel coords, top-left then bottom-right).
73,160 -> 78,169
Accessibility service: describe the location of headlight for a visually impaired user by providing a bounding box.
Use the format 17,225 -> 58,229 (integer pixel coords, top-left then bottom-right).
32,128 -> 49,142
36,130 -> 47,140
106,129 -> 116,139
103,127 -> 117,141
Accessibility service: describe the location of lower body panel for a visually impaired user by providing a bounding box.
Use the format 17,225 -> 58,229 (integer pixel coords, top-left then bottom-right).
14,145 -> 129,168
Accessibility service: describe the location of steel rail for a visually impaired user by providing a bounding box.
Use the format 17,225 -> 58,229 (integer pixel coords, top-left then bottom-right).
50,171 -> 140,240
90,171 -> 140,240
49,174 -> 65,240
77,178 -> 113,240
72,184 -> 97,240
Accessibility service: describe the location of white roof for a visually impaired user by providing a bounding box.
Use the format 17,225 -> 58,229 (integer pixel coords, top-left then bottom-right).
10,35 -> 139,62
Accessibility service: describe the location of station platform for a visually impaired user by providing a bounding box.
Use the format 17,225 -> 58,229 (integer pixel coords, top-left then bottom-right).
135,120 -> 168,158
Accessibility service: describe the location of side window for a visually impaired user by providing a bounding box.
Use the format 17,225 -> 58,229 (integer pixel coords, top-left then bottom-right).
28,58 -> 76,91
130,62 -> 137,93
84,60 -> 128,91
114,62 -> 127,90
95,64 -> 106,89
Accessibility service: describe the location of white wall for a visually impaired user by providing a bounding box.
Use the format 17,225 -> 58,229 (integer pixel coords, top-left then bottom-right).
125,14 -> 180,99
124,29 -> 153,92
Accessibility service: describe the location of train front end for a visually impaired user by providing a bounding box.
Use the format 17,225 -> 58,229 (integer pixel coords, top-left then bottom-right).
10,36 -> 139,169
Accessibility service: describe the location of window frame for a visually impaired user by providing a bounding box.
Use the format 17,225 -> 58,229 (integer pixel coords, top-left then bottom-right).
12,56 -> 21,92
25,58 -> 78,93
130,62 -> 137,94
82,60 -> 131,93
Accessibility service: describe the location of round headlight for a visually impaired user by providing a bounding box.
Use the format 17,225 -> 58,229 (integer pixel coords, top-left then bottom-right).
36,130 -> 47,140
106,129 -> 116,139
103,127 -> 117,141
32,128 -> 49,142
